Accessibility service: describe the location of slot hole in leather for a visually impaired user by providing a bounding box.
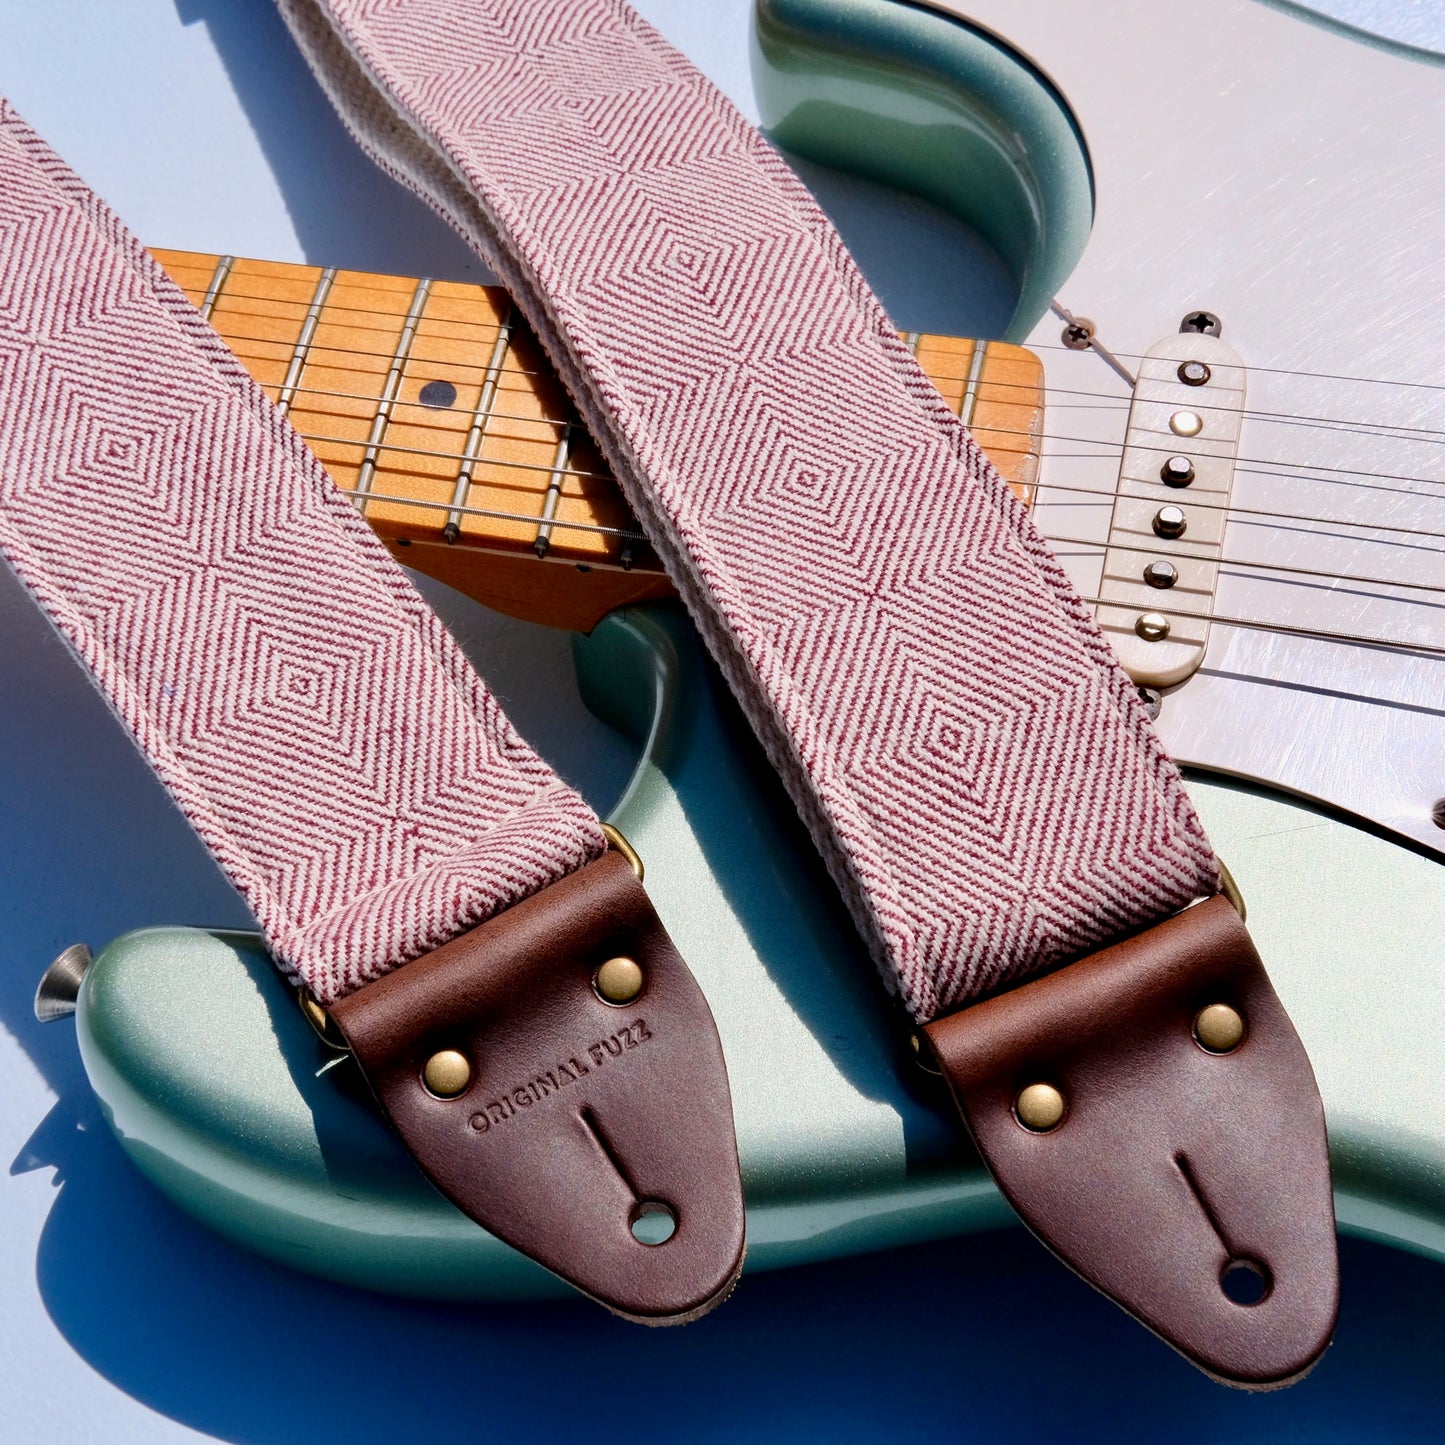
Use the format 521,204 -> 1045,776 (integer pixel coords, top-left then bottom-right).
630,1200 -> 676,1246
1220,1257 -> 1271,1307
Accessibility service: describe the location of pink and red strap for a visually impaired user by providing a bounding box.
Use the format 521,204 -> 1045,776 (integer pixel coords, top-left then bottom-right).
0,99 -> 605,1007
275,0 -> 1219,1021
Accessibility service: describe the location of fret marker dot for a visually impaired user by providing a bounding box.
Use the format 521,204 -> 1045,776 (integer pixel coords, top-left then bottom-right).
419,379 -> 458,409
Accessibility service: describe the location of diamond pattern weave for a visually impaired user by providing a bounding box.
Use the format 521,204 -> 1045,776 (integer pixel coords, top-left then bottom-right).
0,100 -> 607,1005
277,0 -> 1220,1020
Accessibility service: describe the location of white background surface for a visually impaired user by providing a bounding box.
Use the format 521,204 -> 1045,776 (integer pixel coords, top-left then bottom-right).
0,4 -> 1442,1442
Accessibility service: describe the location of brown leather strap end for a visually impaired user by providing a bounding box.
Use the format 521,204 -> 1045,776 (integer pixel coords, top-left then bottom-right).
330,850 -> 745,1324
923,895 -> 1337,1388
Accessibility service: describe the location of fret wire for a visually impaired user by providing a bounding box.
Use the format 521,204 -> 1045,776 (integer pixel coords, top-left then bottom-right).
1074,593 -> 1445,659
353,277 -> 432,513
444,305 -> 515,543
198,255 -> 235,322
344,487 -> 646,542
533,433 -> 573,558
955,342 -> 990,429
275,268 -> 337,418
1050,533 -> 1445,598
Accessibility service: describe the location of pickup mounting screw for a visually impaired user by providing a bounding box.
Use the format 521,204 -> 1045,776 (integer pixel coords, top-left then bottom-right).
1178,360 -> 1211,386
1153,505 -> 1187,538
1180,310 -> 1222,336
1061,316 -> 1096,350
1144,560 -> 1179,589
1161,455 -> 1195,486
1432,798 -> 1445,830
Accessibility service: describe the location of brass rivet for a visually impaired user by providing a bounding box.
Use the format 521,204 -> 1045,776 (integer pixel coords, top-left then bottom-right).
1170,409 -> 1204,436
1194,1003 -> 1245,1053
595,956 -> 644,1005
909,1032 -> 943,1076
423,1049 -> 471,1097
1015,1082 -> 1066,1132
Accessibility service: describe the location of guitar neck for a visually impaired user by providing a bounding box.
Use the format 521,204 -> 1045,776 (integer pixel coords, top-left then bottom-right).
152,249 -> 1044,631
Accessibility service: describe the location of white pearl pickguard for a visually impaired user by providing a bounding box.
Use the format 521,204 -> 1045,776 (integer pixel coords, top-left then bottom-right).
953,0 -> 1445,855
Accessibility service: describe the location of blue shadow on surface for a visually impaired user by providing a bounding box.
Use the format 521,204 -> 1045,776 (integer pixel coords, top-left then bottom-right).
19,1090 -> 1445,1445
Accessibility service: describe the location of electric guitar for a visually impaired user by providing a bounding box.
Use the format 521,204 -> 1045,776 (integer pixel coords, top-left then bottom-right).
41,0 -> 1445,1298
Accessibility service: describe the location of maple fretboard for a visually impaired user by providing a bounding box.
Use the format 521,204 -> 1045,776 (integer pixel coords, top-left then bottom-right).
153,249 -> 1044,631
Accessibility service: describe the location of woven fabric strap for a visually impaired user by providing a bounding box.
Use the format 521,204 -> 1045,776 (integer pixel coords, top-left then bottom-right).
277,0 -> 1219,1021
0,100 -> 606,1005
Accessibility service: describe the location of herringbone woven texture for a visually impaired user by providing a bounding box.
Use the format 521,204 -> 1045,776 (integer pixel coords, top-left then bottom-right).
281,0 -> 1220,1020
0,101 -> 607,1004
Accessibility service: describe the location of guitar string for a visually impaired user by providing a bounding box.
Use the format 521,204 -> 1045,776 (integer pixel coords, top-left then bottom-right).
218,322 -> 1445,449
1069,593 -> 1445,660
1027,477 -> 1445,547
350,479 -> 1445,660
291,408 -> 1445,573
355,488 -> 645,542
296,417 -> 1445,513
1033,340 -> 1445,395
322,477 -> 1445,661
265,353 -> 1444,498
916,418 -> 1445,493
198,290 -> 1445,443
347,466 -> 1445,559
358,467 -> 1445,598
255,311 -> 1445,527
182,285 -> 1445,648
1045,532 -> 1445,599
195,275 -> 1445,433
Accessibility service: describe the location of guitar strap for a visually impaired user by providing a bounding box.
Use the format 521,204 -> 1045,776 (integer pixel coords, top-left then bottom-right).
0,98 -> 743,1324
0,0 -> 1336,1385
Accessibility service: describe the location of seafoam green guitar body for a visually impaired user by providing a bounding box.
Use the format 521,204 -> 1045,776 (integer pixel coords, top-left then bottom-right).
752,0 -> 1094,339
64,0 -> 1445,1296
76,605 -> 1445,1297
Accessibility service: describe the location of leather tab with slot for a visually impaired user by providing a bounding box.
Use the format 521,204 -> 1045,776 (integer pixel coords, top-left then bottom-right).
329,849 -> 745,1324
922,895 -> 1337,1388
